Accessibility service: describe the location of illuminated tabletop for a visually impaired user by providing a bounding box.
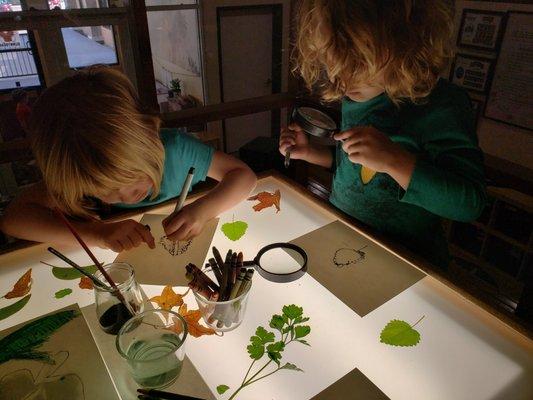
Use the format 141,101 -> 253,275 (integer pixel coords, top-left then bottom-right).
0,173 -> 531,400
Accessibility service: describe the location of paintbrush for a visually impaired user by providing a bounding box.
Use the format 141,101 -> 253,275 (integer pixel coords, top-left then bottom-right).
54,208 -> 134,315
46,247 -> 109,289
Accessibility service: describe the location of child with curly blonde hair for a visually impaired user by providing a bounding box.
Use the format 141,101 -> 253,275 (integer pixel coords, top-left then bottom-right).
1,67 -> 256,252
280,0 -> 486,267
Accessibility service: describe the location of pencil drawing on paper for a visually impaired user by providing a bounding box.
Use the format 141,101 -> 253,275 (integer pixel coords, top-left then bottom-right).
332,245 -> 368,268
159,236 -> 193,256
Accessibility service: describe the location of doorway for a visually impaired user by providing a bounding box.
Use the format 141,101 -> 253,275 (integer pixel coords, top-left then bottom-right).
217,5 -> 282,154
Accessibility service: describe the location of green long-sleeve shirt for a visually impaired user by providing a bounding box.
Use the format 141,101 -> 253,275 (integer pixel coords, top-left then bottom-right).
330,79 -> 486,268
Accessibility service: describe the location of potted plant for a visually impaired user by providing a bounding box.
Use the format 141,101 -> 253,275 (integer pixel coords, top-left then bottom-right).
169,78 -> 182,96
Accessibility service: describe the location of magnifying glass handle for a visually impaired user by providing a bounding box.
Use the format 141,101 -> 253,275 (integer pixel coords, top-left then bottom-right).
284,149 -> 291,168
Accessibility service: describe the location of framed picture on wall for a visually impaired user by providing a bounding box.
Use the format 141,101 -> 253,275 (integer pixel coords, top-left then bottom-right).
457,9 -> 506,51
450,54 -> 494,94
484,12 -> 532,131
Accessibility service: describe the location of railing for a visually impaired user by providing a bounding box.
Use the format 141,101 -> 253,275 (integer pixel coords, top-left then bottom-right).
0,32 -> 38,78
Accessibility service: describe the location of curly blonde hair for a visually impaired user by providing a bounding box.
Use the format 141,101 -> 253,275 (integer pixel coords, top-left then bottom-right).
294,0 -> 455,103
29,67 -> 164,217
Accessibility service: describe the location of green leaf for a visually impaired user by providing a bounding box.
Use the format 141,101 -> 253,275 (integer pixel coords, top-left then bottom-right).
217,385 -> 230,394
247,343 -> 264,360
280,362 -> 303,372
0,294 -> 31,322
252,327 -> 275,345
0,309 -> 78,365
282,326 -> 292,334
294,325 -> 310,339
282,305 -> 303,320
294,317 -> 309,324
380,319 -> 421,347
221,221 -> 248,241
51,265 -> 97,280
266,341 -> 285,364
269,315 -> 285,331
296,339 -> 310,346
54,289 -> 72,299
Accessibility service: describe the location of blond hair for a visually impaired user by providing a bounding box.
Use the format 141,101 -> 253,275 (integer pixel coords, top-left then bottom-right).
294,0 -> 455,103
29,66 -> 164,217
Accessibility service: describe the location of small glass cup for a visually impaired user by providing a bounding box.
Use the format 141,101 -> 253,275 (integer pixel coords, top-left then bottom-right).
94,262 -> 144,335
116,309 -> 188,389
193,283 -> 252,332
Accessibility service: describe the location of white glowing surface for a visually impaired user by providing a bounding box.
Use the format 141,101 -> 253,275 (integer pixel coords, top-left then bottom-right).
258,247 -> 305,274
0,176 -> 532,400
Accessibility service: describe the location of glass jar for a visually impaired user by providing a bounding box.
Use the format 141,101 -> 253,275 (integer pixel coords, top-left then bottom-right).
93,262 -> 144,335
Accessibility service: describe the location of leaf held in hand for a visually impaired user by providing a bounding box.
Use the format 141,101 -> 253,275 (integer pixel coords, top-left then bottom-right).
217,385 -> 230,395
282,304 -> 303,320
3,269 -> 32,299
380,319 -> 422,347
54,288 -> 72,299
149,286 -> 184,311
78,276 -> 93,290
360,166 -> 377,184
0,294 -> 31,321
294,325 -> 310,339
247,190 -> 281,213
221,221 -> 248,241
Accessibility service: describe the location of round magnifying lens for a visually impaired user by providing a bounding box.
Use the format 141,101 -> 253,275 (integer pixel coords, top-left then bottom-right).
298,107 -> 337,130
251,243 -> 307,283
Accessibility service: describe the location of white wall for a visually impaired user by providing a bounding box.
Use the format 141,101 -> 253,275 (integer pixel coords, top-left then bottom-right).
453,1 -> 533,169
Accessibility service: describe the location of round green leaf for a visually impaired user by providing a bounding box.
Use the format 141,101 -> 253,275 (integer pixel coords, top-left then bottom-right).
380,319 -> 421,347
221,221 -> 248,241
217,385 -> 230,394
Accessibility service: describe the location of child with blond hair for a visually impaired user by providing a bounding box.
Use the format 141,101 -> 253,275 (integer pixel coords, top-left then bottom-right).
280,0 -> 486,268
1,67 -> 256,252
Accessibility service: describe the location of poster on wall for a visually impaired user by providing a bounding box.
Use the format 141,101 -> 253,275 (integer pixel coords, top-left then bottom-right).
484,12 -> 532,131
450,54 -> 494,94
457,9 -> 506,51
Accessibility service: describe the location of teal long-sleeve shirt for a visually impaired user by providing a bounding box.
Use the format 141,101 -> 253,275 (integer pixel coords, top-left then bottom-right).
330,80 -> 486,268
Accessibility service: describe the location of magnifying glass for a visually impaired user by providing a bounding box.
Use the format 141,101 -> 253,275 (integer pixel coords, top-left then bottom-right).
243,243 -> 308,283
285,106 -> 339,168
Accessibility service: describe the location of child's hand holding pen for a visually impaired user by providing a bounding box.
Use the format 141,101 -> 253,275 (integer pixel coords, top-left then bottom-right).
162,201 -> 210,242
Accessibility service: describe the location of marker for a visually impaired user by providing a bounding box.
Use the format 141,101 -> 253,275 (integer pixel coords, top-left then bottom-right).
174,167 -> 195,212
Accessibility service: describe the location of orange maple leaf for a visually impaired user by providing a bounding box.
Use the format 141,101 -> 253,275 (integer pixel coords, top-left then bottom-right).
149,285 -> 184,311
247,190 -> 281,213
79,276 -> 93,290
171,303 -> 215,338
4,269 -> 32,299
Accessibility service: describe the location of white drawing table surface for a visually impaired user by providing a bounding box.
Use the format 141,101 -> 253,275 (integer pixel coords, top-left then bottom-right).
0,173 -> 531,400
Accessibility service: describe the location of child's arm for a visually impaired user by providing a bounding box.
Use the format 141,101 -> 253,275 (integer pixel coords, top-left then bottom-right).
279,123 -> 333,168
335,124 -> 486,222
0,182 -> 155,251
163,152 -> 257,241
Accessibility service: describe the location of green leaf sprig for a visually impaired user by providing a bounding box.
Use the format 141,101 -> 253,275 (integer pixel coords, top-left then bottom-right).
217,304 -> 310,399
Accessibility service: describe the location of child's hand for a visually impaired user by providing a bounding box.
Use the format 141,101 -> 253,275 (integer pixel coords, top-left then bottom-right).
334,126 -> 414,173
162,202 -> 209,242
93,220 -> 155,252
279,123 -> 310,161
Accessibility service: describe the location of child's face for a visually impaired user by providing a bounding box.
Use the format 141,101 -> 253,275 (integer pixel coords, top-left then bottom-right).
345,83 -> 384,102
98,177 -> 153,204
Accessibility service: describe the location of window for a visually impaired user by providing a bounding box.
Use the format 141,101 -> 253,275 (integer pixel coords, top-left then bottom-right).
61,25 -> 118,68
146,1 -> 204,112
0,30 -> 42,90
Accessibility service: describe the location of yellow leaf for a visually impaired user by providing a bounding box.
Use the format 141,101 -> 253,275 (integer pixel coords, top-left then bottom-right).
248,190 -> 281,213
4,269 -> 32,299
360,166 -> 377,184
149,286 -> 184,311
174,303 -> 216,338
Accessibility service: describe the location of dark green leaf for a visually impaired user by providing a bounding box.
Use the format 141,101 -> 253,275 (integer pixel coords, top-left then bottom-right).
280,362 -> 303,372
282,314 -> 289,323
51,265 -> 97,280
217,385 -> 230,394
294,325 -> 311,339
294,317 -> 309,324
269,315 -> 285,331
282,326 -> 292,334
247,343 -> 264,360
282,305 -> 303,320
297,339 -> 310,346
0,294 -> 31,322
266,341 -> 285,353
254,326 -> 275,344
